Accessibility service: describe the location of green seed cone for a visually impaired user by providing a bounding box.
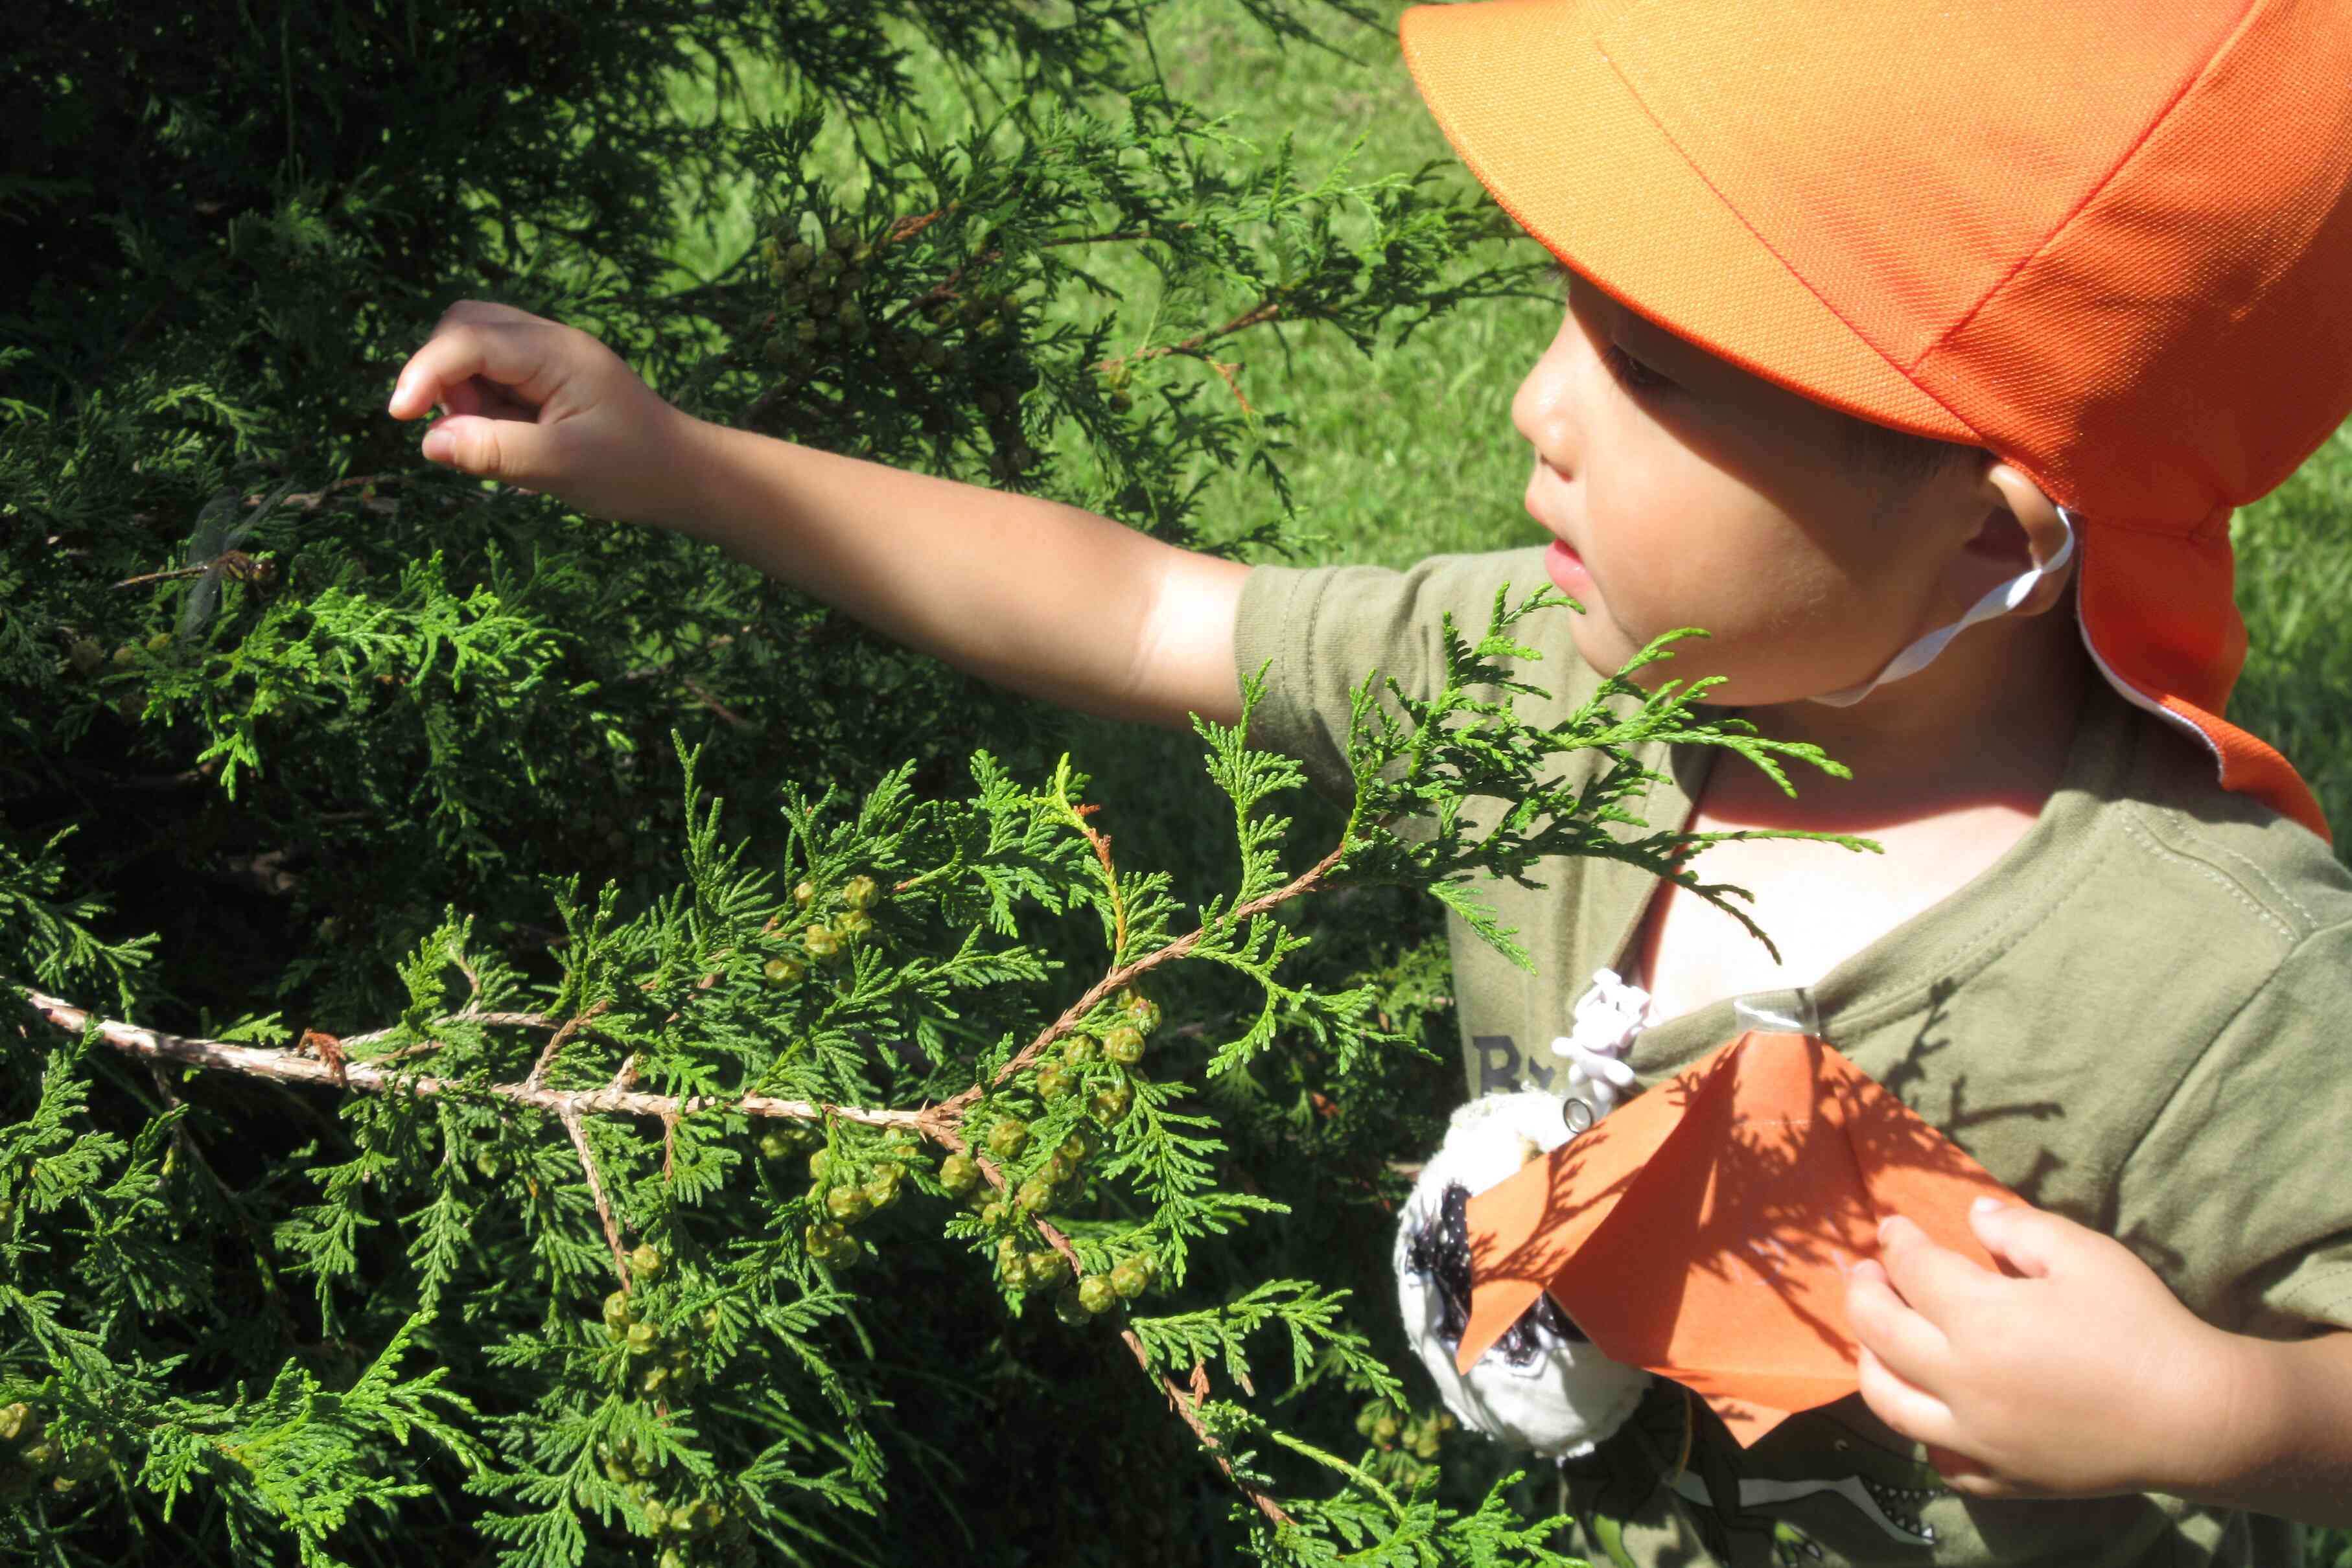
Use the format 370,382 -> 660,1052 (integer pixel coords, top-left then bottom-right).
938,1153 -> 980,1197
1109,1255 -> 1154,1300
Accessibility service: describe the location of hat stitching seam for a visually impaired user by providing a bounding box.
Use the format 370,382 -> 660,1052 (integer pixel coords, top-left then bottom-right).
1597,0 -> 2257,454
1592,46 -> 1981,445
1906,0 -> 2262,378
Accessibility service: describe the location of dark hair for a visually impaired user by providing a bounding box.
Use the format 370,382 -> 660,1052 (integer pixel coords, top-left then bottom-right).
1841,415 -> 1987,486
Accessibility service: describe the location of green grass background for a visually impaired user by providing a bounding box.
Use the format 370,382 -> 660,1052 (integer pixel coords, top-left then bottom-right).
646,5 -> 2351,1555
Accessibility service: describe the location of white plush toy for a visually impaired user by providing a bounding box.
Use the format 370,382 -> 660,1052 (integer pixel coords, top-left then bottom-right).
1393,1089 -> 1650,1459
1548,967 -> 1651,1115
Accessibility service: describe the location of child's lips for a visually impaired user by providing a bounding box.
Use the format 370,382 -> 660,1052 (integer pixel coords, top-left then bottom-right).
1524,476 -> 1594,595
1544,537 -> 1594,597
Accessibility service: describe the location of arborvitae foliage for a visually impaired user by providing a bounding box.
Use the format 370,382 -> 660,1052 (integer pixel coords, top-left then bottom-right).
10,594 -> 1857,1565
3,4 -> 1857,1565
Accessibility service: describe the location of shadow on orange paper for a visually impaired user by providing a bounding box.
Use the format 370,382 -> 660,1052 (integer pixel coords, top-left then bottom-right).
1458,1031 -> 2018,1446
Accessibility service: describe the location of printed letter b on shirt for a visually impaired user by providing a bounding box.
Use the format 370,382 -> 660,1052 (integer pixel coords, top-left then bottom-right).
1473,1035 -> 1553,1095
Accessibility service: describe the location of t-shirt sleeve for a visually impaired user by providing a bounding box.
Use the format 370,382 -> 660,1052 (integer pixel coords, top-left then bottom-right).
2110,918 -> 2352,1339
1231,547 -> 1557,803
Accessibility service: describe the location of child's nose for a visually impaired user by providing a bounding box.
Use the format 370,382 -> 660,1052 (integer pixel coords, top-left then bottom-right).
1511,358 -> 1574,471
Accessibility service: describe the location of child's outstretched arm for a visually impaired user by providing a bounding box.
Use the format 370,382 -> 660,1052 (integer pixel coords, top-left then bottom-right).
1845,1201 -> 2352,1526
386,300 -> 1250,731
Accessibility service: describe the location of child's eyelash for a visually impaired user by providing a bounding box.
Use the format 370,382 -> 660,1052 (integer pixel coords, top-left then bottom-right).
1552,260 -> 1675,395
1602,342 -> 1673,395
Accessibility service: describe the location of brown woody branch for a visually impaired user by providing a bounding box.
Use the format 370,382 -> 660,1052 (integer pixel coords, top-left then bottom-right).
1126,1322 -> 1290,1527
18,991 -> 924,1131
525,999 -> 610,1090
562,1106 -> 633,1290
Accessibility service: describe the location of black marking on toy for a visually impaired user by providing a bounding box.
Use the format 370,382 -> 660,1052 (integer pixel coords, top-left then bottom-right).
1404,1182 -> 1588,1364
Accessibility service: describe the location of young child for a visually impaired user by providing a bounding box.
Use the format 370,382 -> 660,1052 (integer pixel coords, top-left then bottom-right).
385,0 -> 2352,1560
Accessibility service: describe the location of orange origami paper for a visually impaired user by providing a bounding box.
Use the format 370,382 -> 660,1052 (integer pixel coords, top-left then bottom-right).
1456,1031 -> 2019,1447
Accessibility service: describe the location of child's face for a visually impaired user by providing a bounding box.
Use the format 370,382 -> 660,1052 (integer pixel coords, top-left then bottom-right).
1513,266 -> 1996,706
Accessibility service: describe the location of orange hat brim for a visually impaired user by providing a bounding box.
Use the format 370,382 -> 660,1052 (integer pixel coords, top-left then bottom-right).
1399,0 -> 1980,445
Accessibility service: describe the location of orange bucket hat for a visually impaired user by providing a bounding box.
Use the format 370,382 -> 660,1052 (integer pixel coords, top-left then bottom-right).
1401,0 -> 2352,840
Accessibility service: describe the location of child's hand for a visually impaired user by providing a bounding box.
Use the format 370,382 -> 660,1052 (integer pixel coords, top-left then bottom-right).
1844,1199 -> 2245,1500
386,300 -> 697,527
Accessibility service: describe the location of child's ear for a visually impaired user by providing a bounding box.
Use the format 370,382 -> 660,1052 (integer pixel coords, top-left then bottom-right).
1962,461 -> 2073,616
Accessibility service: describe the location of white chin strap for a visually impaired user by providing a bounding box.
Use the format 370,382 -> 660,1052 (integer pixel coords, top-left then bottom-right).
1810,505 -> 2078,708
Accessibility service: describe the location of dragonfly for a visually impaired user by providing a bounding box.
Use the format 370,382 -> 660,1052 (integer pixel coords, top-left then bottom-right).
114,477 -> 301,638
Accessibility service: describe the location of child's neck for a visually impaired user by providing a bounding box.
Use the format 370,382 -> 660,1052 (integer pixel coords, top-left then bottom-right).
1712,605 -> 2090,830
1627,610 -> 2092,1022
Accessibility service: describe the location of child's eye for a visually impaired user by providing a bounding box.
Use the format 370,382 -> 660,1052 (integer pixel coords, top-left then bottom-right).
1602,342 -> 1674,396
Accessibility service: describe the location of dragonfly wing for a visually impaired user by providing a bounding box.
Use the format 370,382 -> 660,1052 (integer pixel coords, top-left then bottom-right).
229,475 -> 303,549
180,570 -> 223,638
185,490 -> 242,567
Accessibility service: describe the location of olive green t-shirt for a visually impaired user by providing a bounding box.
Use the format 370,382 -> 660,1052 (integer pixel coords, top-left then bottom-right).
1235,548 -> 2352,1568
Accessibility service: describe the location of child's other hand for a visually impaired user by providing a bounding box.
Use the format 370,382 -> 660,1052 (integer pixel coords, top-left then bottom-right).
1845,1200 -> 2244,1500
386,300 -> 695,527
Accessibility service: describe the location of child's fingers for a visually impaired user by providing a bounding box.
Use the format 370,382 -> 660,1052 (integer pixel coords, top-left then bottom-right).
417,411 -> 557,489
1875,1213 -> 1992,1324
1854,1344 -> 1957,1449
433,297 -> 555,330
438,375 -> 541,424
1844,1259 -> 1953,1389
1966,1198 -> 2083,1281
1922,1443 -> 2016,1495
389,317 -> 572,423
